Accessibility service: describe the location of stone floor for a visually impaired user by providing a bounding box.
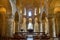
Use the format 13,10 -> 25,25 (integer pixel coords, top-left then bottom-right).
0,37 -> 59,40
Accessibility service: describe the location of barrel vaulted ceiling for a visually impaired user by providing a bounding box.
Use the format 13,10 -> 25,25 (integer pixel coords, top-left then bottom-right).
0,0 -> 60,14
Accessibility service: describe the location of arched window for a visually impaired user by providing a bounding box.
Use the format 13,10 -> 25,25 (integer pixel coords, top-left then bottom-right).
28,11 -> 32,16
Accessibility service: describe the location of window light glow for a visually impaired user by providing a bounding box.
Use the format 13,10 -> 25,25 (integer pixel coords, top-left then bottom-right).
28,11 -> 32,16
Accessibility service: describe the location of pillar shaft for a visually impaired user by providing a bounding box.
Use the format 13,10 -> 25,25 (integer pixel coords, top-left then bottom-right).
44,0 -> 49,34
45,17 -> 49,34
8,17 -> 14,36
52,18 -> 56,37
17,8 -> 22,32
40,8 -> 43,32
8,0 -> 16,37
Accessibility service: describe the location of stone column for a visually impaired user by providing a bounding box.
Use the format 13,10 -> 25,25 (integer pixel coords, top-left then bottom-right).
8,0 -> 16,37
52,18 -> 56,37
24,7 -> 26,15
44,0 -> 49,34
7,17 -> 14,37
22,18 -> 26,32
20,8 -> 27,32
13,21 -> 15,34
34,8 -> 37,15
45,17 -> 49,34
52,17 -> 58,40
39,8 -> 42,33
39,0 -> 44,33
39,7 -> 43,33
34,18 -> 39,32
17,8 -> 22,32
